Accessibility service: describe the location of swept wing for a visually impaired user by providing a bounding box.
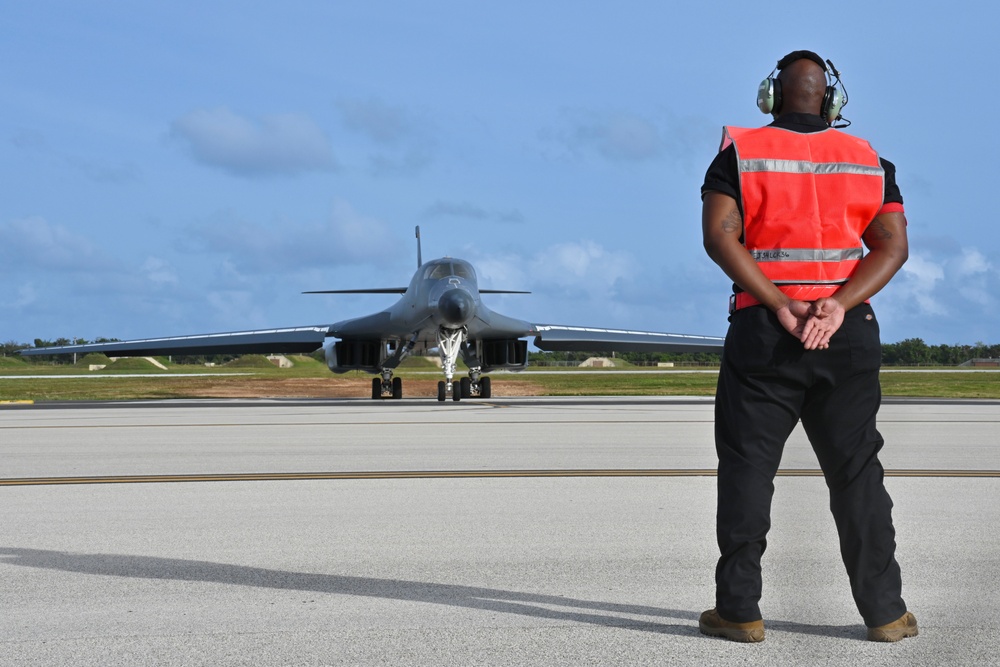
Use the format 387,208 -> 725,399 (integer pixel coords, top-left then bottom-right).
532,324 -> 724,354
19,326 -> 330,358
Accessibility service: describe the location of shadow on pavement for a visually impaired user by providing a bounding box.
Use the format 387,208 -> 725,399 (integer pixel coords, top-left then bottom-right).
1,546 -> 863,639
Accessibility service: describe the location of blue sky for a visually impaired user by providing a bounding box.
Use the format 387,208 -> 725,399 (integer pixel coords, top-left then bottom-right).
3,2 -> 997,348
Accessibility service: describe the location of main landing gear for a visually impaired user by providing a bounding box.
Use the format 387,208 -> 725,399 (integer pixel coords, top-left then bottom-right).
371,370 -> 402,400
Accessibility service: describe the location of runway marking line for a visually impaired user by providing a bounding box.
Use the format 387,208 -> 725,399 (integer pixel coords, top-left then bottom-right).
7,418 -> 999,432
1,469 -> 997,486
0,421 -> 717,432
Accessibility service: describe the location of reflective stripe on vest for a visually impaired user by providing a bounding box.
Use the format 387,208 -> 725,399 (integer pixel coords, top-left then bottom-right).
750,247 -> 863,263
724,125 -> 884,302
739,158 -> 884,177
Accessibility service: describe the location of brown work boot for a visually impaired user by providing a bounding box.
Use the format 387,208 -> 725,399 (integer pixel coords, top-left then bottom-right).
699,608 -> 765,642
867,611 -> 918,642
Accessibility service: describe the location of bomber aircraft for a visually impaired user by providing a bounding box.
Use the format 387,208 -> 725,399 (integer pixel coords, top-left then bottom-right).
21,227 -> 724,401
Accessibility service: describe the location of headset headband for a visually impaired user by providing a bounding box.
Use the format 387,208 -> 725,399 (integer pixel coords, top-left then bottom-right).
776,50 -> 827,72
757,50 -> 850,127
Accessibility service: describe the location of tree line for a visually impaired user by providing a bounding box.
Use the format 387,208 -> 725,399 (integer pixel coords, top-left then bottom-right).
537,338 -> 999,366
3,337 -> 998,367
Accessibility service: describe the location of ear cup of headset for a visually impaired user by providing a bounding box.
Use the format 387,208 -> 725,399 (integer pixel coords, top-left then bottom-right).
821,86 -> 845,124
757,77 -> 781,114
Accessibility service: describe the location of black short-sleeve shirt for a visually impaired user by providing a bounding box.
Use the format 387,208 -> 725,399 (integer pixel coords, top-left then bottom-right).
701,113 -> 903,213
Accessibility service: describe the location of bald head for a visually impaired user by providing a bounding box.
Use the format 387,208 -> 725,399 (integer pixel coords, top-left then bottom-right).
776,57 -> 828,116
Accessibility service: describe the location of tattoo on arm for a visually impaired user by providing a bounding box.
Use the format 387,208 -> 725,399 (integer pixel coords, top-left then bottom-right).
721,207 -> 742,234
868,219 -> 893,240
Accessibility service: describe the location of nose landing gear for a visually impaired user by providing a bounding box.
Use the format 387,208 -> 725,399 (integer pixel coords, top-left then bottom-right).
436,374 -> 492,402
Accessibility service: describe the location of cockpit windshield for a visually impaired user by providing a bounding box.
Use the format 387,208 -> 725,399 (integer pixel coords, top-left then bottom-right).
426,264 -> 450,280
424,261 -> 476,281
453,262 -> 475,279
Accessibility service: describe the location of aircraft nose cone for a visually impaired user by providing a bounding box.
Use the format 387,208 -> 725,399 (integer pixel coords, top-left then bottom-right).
438,289 -> 475,326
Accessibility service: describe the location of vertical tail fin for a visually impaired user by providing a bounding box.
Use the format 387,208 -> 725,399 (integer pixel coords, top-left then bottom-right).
415,225 -> 422,268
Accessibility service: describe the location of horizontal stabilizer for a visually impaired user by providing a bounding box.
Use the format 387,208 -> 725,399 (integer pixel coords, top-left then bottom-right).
304,288 -> 530,295
532,324 -> 725,354
303,288 -> 407,294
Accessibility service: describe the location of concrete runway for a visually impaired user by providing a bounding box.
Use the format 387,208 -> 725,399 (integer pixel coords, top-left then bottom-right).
2,397 -> 998,666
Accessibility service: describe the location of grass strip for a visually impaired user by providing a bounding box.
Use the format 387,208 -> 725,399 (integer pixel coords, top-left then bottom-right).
2,366 -> 999,401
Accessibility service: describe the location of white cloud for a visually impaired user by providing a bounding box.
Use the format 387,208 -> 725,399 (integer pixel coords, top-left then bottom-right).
422,200 -> 524,224
893,247 -> 1000,317
561,114 -> 662,162
952,248 -> 991,277
334,96 -> 435,177
950,248 -> 996,308
897,253 -> 948,316
957,283 -> 993,308
537,240 -> 631,282
170,107 -> 336,176
474,240 -> 630,288
1,283 -> 38,308
204,289 -> 267,329
901,253 -> 945,286
185,200 -> 403,272
0,216 -> 117,273
368,147 -> 432,177
336,98 -> 412,144
141,256 -> 178,286
327,200 -> 398,254
468,239 -> 732,338
548,111 -> 663,162
470,240 -> 638,326
875,243 -> 1000,343
595,114 -> 663,161
541,108 -> 717,171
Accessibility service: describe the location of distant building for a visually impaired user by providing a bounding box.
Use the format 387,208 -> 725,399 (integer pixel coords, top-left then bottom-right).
266,355 -> 293,368
960,358 -> 1000,368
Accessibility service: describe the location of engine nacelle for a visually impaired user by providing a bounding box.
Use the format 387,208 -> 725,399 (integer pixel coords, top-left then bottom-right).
477,338 -> 528,372
324,338 -> 384,373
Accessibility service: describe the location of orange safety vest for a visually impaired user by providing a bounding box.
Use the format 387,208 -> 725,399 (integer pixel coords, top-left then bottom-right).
722,125 -> 884,308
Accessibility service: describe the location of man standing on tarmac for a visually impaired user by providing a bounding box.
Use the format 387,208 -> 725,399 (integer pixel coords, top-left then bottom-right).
698,50 -> 918,643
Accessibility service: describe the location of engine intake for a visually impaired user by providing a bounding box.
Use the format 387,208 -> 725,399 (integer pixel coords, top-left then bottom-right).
479,338 -> 528,371
326,338 -> 383,373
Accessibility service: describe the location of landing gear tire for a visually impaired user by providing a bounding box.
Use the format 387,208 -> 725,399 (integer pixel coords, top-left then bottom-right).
481,376 -> 492,399
371,378 -> 381,400
392,376 -> 402,400
460,377 -> 472,399
437,381 -> 446,402
452,383 -> 461,402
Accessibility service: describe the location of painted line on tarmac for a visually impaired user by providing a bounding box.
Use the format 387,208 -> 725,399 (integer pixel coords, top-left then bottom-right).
0,373 -> 256,380
1,468 -> 997,487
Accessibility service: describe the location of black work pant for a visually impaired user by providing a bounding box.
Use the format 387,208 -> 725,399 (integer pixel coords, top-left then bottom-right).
713,303 -> 906,627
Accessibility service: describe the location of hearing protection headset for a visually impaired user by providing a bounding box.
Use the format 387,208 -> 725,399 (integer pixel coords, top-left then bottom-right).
756,50 -> 849,127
